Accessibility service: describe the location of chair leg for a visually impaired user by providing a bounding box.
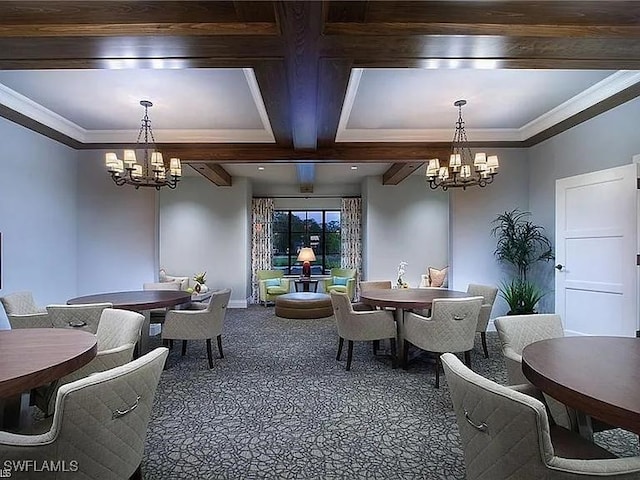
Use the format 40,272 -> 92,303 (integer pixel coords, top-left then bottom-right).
129,464 -> 142,480
346,340 -> 354,371
217,334 -> 224,358
181,340 -> 187,356
206,339 -> 214,369
373,339 -> 379,355
389,338 -> 397,369
336,337 -> 344,361
403,340 -> 409,370
435,355 -> 441,389
464,350 -> 472,368
169,339 -> 174,350
481,332 -> 489,358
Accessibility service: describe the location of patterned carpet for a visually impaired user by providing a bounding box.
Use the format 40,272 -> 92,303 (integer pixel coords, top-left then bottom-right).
142,306 -> 638,479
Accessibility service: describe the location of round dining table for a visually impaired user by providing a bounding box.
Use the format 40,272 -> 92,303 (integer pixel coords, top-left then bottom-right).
360,288 -> 472,360
0,328 -> 97,398
522,336 -> 640,439
68,290 -> 192,354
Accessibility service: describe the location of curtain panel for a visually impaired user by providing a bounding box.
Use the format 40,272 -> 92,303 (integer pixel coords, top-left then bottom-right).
251,198 -> 274,303
341,197 -> 362,298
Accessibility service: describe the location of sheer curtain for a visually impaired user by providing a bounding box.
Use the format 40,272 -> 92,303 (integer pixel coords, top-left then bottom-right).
341,197 -> 362,297
251,198 -> 274,303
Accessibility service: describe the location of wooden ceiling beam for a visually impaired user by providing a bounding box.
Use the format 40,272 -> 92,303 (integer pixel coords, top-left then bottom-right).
156,144 -> 454,163
276,1 -> 323,150
252,59 -> 293,147
317,58 -> 353,147
187,163 -> 233,186
382,162 -> 425,186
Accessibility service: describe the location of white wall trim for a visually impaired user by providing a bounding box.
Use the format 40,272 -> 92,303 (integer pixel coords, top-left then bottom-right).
519,71 -> 640,139
0,83 -> 86,141
335,68 -> 363,142
84,128 -> 275,143
243,68 -> 276,143
230,299 -> 248,309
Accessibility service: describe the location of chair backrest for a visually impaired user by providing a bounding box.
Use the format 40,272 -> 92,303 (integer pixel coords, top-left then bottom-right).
47,303 -> 113,334
494,314 -> 564,356
360,280 -> 392,292
201,288 -> 232,335
6,312 -> 52,329
96,308 -> 145,351
257,270 -> 284,281
330,268 -> 356,279
0,291 -> 44,315
143,281 -> 181,291
427,296 -> 483,352
441,353 -> 554,480
330,291 -> 355,337
46,348 -> 169,479
467,284 -> 499,332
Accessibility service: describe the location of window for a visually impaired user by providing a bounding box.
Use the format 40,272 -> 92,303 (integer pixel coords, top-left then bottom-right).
273,210 -> 341,275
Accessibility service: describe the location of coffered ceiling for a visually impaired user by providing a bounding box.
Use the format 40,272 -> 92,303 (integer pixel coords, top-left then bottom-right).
0,1 -> 639,190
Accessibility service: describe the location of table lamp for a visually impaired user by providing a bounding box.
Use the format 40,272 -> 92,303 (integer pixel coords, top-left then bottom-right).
297,247 -> 316,278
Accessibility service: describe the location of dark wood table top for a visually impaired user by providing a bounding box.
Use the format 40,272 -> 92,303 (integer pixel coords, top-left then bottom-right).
360,288 -> 471,309
68,290 -> 192,311
0,329 -> 97,398
522,336 -> 640,435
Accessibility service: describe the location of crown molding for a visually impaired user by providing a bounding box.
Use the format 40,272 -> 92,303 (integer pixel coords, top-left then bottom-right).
336,69 -> 640,143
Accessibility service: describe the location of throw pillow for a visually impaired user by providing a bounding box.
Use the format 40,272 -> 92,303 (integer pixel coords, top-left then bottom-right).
264,278 -> 281,287
428,266 -> 448,288
333,276 -> 349,286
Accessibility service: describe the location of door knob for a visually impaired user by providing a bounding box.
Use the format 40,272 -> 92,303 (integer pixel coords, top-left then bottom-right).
555,264 -> 564,271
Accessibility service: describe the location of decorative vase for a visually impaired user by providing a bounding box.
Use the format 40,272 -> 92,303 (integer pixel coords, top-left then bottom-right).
194,283 -> 201,293
198,283 -> 209,294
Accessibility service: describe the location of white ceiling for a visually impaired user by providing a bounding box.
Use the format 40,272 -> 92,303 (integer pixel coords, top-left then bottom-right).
1,66 -> 638,185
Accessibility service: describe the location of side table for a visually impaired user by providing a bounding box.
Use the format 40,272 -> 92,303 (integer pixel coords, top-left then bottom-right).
294,278 -> 319,292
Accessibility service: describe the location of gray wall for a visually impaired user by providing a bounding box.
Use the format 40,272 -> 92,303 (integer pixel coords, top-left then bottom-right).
450,148 -> 530,316
76,150 -> 157,295
159,176 -> 251,307
0,118 -> 78,329
362,175 -> 449,287
527,97 -> 640,312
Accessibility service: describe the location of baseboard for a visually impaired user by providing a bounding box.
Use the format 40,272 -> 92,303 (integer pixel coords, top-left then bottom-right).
229,299 -> 248,309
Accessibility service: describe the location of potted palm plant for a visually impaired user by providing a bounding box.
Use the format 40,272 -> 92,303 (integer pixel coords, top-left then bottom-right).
492,209 -> 554,314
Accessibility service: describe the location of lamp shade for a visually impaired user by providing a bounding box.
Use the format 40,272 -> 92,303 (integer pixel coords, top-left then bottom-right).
297,247 -> 316,262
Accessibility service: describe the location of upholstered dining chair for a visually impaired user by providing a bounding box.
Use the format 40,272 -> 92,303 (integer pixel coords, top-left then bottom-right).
1,347 -> 168,480
257,270 -> 290,306
352,280 -> 393,312
323,268 -> 357,300
33,308 -> 145,416
143,280 -> 182,322
466,283 -> 499,358
46,302 -> 113,334
330,291 -> 397,371
441,353 -> 640,480
0,291 -> 51,329
494,313 -> 577,430
403,296 -> 483,387
162,288 -> 231,369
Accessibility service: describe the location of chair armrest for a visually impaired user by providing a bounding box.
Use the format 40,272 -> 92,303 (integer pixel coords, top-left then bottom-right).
0,430 -> 54,447
258,280 -> 268,300
346,278 -> 356,299
508,383 -> 545,402
548,456 -> 640,475
280,278 -> 291,289
8,313 -> 52,329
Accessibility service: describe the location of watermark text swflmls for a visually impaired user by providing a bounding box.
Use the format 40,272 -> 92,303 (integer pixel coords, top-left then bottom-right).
3,460 -> 79,474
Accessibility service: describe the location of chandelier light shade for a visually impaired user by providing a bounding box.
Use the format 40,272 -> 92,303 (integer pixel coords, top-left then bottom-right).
297,247 -> 316,278
105,100 -> 181,190
426,100 -> 499,191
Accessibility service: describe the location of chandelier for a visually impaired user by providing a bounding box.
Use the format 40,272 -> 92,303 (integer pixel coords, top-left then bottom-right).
105,100 -> 181,190
425,100 -> 499,190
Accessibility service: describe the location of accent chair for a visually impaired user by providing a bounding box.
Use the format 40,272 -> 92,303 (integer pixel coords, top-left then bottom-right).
323,268 -> 357,300
0,291 -> 51,329
257,270 -> 290,306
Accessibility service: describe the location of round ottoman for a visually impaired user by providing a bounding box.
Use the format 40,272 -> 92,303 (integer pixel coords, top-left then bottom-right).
275,292 -> 333,319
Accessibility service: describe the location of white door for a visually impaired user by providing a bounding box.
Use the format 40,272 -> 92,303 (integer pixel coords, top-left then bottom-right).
555,163 -> 638,336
